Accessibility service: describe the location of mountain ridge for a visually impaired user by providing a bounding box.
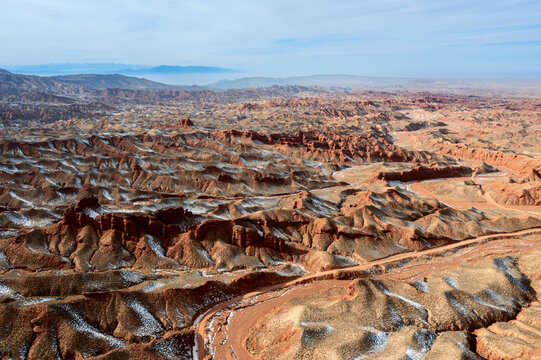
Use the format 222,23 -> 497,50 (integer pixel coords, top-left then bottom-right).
51,73 -> 175,90
0,68 -> 179,94
205,74 -> 541,96
3,63 -> 238,76
0,69 -> 85,95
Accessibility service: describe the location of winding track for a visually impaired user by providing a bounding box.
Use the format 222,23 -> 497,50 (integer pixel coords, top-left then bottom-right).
193,227 -> 541,359
471,170 -> 541,216
193,136 -> 541,359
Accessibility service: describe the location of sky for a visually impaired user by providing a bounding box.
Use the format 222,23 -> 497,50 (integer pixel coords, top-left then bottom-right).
1,0 -> 540,78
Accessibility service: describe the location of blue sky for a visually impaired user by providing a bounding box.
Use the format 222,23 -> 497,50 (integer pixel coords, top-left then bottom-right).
1,0 -> 540,78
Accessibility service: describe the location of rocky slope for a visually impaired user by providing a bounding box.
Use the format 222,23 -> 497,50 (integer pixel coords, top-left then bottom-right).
0,88 -> 539,359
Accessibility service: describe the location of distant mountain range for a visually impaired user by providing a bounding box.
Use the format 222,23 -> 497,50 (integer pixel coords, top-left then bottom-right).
205,74 -> 499,90
50,74 -> 174,90
123,65 -> 239,76
0,69 -> 320,124
205,74 -> 541,96
2,63 -> 238,76
0,68 -> 181,94
0,68 -> 85,95
205,74 -> 406,89
2,68 -> 540,97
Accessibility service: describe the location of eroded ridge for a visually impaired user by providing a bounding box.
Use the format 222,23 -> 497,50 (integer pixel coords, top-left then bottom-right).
0,88 -> 540,359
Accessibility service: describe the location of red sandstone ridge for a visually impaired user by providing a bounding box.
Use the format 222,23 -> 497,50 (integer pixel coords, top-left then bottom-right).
487,182 -> 541,206
0,87 -> 540,359
169,118 -> 195,129
144,118 -> 194,131
369,165 -> 474,183
435,141 -> 541,181
214,128 -> 437,163
1,197 -> 302,272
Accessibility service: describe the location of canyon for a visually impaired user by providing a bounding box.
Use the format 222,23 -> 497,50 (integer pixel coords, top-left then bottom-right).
0,75 -> 540,359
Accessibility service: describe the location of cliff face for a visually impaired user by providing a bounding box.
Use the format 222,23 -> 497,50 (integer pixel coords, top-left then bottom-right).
436,141 -> 541,182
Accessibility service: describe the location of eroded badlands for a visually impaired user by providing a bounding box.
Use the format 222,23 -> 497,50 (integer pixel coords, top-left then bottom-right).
0,89 -> 540,359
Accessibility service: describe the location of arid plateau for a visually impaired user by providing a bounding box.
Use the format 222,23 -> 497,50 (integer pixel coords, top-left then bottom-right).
0,70 -> 540,359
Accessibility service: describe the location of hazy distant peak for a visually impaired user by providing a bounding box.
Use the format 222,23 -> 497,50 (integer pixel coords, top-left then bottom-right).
2,63 -> 238,76
0,70 -> 178,94
51,73 -> 174,90
134,65 -> 238,74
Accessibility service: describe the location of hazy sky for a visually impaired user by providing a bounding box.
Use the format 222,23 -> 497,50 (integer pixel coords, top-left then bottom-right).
1,0 -> 540,77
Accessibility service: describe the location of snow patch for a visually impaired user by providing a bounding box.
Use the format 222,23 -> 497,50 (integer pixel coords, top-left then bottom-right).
145,234 -> 166,257
124,297 -> 163,339
56,304 -> 126,348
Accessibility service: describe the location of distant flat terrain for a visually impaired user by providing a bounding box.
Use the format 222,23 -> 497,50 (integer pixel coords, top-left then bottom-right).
0,73 -> 539,359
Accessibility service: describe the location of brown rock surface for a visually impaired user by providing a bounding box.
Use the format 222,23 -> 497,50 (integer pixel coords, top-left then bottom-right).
0,88 -> 539,358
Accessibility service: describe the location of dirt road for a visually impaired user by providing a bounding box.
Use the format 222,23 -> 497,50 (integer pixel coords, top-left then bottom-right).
193,227 -> 541,360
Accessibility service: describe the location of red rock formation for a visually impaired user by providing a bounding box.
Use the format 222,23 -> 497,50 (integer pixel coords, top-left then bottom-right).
435,141 -> 541,181
370,165 -> 473,183
215,128 -> 432,163
162,118 -> 195,129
